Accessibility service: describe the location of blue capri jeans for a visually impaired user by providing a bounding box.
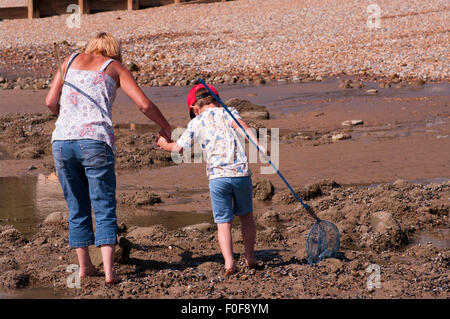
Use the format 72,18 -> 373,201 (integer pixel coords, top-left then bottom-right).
52,139 -> 117,248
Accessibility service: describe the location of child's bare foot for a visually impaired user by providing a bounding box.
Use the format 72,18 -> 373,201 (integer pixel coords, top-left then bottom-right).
225,261 -> 237,276
79,266 -> 100,278
245,257 -> 257,269
225,265 -> 237,277
105,271 -> 122,285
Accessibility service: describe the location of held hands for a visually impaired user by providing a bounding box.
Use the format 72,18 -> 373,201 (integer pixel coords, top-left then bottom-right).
158,127 -> 172,142
156,134 -> 169,150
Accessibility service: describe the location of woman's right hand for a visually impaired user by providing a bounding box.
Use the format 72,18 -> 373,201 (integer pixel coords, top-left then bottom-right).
158,127 -> 172,142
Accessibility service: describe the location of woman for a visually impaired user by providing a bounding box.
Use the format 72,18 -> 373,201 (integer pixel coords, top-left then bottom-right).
45,32 -> 171,284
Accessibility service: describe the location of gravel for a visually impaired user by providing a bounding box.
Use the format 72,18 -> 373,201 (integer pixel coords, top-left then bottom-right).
0,0 -> 448,86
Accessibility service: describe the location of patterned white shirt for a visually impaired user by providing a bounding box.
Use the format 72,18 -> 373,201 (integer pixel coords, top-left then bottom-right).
176,107 -> 251,180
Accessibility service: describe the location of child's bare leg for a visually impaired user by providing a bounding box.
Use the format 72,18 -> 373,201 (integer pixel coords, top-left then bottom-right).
239,211 -> 257,266
75,247 -> 95,277
100,244 -> 121,284
217,222 -> 236,272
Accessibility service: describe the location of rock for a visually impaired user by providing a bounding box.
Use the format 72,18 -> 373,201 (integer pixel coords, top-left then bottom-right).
253,178 -> 275,201
390,73 -> 399,79
0,226 -> 26,246
319,258 -> 343,273
44,211 -> 68,224
338,79 -> 353,89
411,79 -> 425,87
240,110 -> 269,120
368,211 -> 408,251
273,180 -> 332,204
225,98 -> 270,120
341,120 -> 364,127
254,77 -> 266,85
126,62 -> 139,72
371,211 -> 400,234
0,270 -> 30,288
182,223 -> 215,233
366,89 -> 378,94
127,225 -> 167,239
392,179 -> 412,188
119,190 -> 162,206
115,237 -> 132,264
331,133 -> 351,141
258,210 -> 280,226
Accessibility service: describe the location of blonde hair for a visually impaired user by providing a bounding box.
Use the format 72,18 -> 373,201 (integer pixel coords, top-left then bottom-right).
85,32 -> 122,63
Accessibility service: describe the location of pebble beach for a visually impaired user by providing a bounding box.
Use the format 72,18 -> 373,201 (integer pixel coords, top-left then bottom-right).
0,0 -> 448,89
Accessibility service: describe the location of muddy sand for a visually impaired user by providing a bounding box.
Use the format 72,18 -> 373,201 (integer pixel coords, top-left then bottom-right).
0,79 -> 449,299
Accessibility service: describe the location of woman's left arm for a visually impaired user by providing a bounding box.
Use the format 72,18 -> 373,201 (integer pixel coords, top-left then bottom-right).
45,57 -> 69,115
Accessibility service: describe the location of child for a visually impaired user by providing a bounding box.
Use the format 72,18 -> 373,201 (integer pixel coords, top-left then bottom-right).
157,84 -> 268,275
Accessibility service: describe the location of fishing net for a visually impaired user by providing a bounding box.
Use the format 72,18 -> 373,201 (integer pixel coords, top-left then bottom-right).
306,219 -> 340,264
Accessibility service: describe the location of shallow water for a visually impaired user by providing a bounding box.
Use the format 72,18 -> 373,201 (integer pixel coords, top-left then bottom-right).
409,228 -> 450,249
0,174 -> 214,238
0,287 -> 65,299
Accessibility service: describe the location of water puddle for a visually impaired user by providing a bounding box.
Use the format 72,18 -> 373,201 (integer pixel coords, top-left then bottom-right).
0,174 -> 215,237
0,287 -> 65,299
409,228 -> 450,249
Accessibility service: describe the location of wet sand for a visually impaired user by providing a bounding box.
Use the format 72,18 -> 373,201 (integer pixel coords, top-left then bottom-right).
0,79 -> 449,298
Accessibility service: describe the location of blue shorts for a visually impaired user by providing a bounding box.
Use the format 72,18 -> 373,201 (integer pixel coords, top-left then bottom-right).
52,139 -> 117,248
209,176 -> 253,224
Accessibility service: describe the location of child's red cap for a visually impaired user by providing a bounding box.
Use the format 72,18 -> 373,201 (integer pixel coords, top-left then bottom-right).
187,84 -> 219,111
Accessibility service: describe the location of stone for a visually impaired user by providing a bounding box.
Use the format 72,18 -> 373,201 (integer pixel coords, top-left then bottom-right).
331,133 -> 351,141
338,79 -> 353,89
258,210 -> 280,226
225,98 -> 270,120
115,237 -> 133,264
182,223 -> 215,233
319,258 -> 343,273
253,178 -> 275,201
411,78 -> 425,87
126,62 -> 139,72
43,211 -> 68,224
127,225 -> 164,239
341,120 -> 364,127
240,110 -> 269,120
370,211 -> 401,235
254,77 -> 266,85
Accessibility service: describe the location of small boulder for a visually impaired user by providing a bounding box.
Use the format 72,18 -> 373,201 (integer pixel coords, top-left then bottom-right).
331,133 -> 351,141
253,178 -> 275,201
182,223 -> 215,233
341,120 -> 364,127
44,211 -> 68,224
115,237 -> 133,264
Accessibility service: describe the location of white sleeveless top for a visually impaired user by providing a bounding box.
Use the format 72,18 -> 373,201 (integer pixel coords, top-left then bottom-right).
52,53 -> 118,154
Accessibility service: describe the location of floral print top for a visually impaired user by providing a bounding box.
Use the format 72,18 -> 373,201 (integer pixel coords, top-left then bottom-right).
52,53 -> 118,154
177,107 -> 251,180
